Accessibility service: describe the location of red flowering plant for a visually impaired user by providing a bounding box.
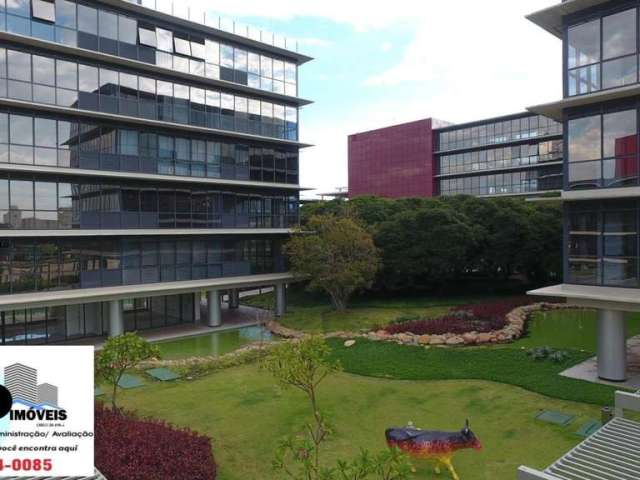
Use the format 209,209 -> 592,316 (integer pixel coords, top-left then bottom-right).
385,297 -> 538,336
95,404 -> 216,480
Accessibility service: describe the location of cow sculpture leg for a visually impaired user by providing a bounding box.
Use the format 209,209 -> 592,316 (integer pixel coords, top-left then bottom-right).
440,456 -> 459,480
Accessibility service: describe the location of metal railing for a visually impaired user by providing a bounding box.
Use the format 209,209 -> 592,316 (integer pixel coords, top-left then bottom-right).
122,0 -> 299,52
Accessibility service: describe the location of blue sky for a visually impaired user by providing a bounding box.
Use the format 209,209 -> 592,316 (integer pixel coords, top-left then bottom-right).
189,0 -> 562,197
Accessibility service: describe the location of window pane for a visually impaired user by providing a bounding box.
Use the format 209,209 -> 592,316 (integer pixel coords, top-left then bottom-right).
10,114 -> 33,145
77,4 -> 97,34
10,180 -> 33,210
34,117 -> 56,147
138,26 -> 156,47
568,19 -> 600,68
603,55 -> 638,89
35,181 -> 56,210
55,0 -> 76,29
32,55 -> 54,86
32,0 -> 55,22
56,59 -> 76,89
8,50 -> 31,82
78,64 -> 98,92
118,15 -> 137,44
603,110 -> 637,158
603,9 -> 636,60
98,10 -> 117,40
174,36 -> 191,56
156,28 -> 172,52
569,115 -> 601,162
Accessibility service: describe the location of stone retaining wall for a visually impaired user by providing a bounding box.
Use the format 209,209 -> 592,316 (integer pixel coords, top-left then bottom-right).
267,302 -> 579,347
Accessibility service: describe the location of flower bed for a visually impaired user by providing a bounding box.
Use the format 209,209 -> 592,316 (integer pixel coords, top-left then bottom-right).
95,404 -> 216,480
367,302 -> 576,347
385,298 -> 535,336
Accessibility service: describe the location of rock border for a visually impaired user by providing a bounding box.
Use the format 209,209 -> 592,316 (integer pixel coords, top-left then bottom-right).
266,302 -> 580,347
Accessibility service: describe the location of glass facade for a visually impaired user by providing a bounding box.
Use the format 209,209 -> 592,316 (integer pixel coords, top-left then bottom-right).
0,110 -> 299,184
439,140 -> 563,176
567,6 -> 640,96
567,200 -> 640,287
0,236 -> 284,294
567,106 -> 639,190
0,0 -> 299,96
1,293 -> 196,344
0,174 -> 299,229
437,115 -> 561,152
0,47 -> 299,141
0,0 -> 306,344
439,166 -> 563,197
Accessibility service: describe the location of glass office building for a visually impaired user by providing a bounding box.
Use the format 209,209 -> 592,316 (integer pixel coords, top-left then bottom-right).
436,113 -> 563,197
0,0 -> 311,344
528,0 -> 640,382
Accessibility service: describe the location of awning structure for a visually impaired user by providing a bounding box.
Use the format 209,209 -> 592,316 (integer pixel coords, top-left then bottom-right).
527,0 -> 612,38
518,390 -> 640,479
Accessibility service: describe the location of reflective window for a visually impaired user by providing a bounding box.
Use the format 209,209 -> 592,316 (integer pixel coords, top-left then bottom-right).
156,28 -> 173,52
32,0 -> 55,22
77,4 -> 96,34
138,25 -> 156,47
569,19 -> 600,68
97,10 -> 117,40
569,115 -> 601,162
603,9 -> 636,60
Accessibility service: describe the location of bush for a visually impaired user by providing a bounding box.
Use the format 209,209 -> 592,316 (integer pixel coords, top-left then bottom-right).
95,404 -> 216,480
385,299 -> 533,335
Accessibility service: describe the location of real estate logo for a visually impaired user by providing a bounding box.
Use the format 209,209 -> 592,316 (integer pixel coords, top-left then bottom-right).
0,363 -> 68,422
0,347 -> 94,477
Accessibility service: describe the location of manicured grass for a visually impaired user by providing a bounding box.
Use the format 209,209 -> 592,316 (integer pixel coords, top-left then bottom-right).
118,364 -> 600,480
327,339 -> 621,406
244,288 -> 522,333
515,309 -> 640,351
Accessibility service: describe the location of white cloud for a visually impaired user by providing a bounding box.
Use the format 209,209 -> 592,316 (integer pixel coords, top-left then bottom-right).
381,42 -> 393,52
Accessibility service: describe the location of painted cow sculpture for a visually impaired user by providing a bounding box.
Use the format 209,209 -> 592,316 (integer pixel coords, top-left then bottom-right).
385,420 -> 481,480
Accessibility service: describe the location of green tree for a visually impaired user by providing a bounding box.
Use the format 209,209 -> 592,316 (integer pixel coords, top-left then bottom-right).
286,215 -> 380,311
375,203 -> 476,291
96,332 -> 160,410
263,336 -> 341,479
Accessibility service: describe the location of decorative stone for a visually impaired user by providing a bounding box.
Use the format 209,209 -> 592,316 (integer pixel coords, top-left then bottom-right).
476,333 -> 493,344
344,340 -> 356,347
429,335 -> 445,345
418,335 -> 431,345
462,333 -> 477,345
446,336 -> 464,346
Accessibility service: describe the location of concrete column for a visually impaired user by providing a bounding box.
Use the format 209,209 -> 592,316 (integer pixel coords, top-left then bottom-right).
597,309 -> 627,382
228,289 -> 240,309
207,290 -> 221,327
194,292 -> 202,322
275,283 -> 286,317
108,299 -> 124,337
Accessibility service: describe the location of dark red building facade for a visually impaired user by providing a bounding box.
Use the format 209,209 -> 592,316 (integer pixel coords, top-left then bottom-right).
348,119 -> 436,199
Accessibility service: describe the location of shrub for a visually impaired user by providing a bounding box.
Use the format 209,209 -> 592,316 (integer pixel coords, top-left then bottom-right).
95,404 -> 216,480
385,299 -> 528,336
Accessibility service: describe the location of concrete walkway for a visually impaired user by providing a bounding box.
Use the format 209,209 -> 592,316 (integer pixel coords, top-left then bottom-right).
560,334 -> 640,390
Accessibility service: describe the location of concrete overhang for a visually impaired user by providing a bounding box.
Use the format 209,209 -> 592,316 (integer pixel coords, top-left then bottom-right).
0,31 -> 313,107
0,228 -> 294,237
95,0 -> 313,65
0,163 -> 303,191
0,272 -> 298,311
528,84 -> 640,121
527,0 -> 611,38
529,283 -> 640,312
562,186 -> 640,201
0,98 -> 313,149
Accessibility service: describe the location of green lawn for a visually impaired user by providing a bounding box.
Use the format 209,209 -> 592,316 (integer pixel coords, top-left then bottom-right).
515,309 -> 640,351
328,339 -> 620,406
118,364 -> 600,480
244,288 -> 522,333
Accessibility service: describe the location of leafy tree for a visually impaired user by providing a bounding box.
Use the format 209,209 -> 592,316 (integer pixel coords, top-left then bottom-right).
286,215 -> 380,311
375,204 -> 476,291
96,332 -> 160,410
263,337 -> 412,480
263,336 -> 341,479
300,199 -> 348,226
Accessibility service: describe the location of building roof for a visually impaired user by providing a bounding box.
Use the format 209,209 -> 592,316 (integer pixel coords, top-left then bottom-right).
527,84 -> 640,121
529,284 -> 640,312
0,273 -> 297,311
99,0 -> 313,65
527,0 -> 612,38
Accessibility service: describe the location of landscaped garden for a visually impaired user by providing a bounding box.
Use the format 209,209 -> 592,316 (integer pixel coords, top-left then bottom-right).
96,287 -> 640,480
